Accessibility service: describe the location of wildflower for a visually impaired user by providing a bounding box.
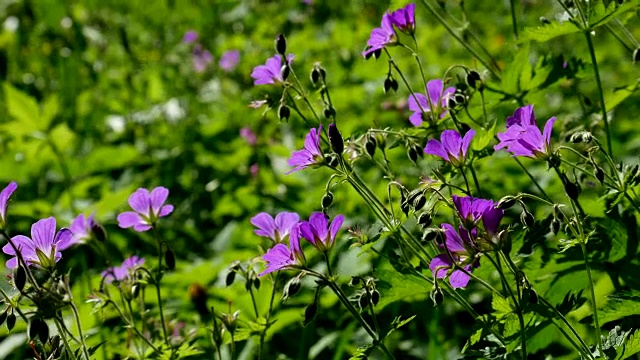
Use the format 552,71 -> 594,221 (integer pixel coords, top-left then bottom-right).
248,100 -> 268,109
117,187 -> 174,232
299,212 -> 344,252
0,181 -> 17,230
251,211 -> 300,242
219,50 -> 240,72
494,104 -> 557,159
407,79 -> 456,126
251,54 -> 294,85
452,195 -> 503,235
193,44 -> 213,73
424,129 -> 475,167
259,223 -> 304,276
429,223 -> 479,289
362,13 -> 397,58
69,213 -> 96,245
287,126 -> 324,173
240,127 -> 257,145
183,31 -> 198,44
102,256 -> 145,284
389,3 -> 416,35
2,217 -> 73,269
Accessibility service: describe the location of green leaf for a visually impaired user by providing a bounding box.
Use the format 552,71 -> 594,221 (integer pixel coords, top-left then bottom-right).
520,21 -> 581,43
501,43 -> 532,94
492,295 -> 513,319
3,83 -> 40,133
40,94 -> 60,130
589,0 -> 640,29
617,329 -> 640,360
472,120 -> 496,151
597,298 -> 640,324
374,258 -> 429,310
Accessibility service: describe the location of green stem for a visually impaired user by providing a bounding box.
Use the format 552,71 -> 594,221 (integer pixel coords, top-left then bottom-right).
69,301 -> 91,359
584,31 -> 613,158
538,296 -> 593,358
509,0 -> 519,39
152,227 -> 169,345
258,273 -> 279,360
107,299 -> 160,353
54,318 -> 75,359
247,284 -> 260,319
580,241 -> 604,356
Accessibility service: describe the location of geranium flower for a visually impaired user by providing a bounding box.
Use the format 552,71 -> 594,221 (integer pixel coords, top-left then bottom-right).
287,126 -> 324,173
219,50 -> 240,72
389,3 -> 416,34
0,181 -> 17,230
299,212 -> 344,252
240,127 -> 257,145
2,217 -> 73,269
259,223 -> 304,276
183,31 -> 198,44
430,223 -> 479,289
407,79 -> 456,126
251,54 -> 294,85
452,195 -> 503,235
362,13 -> 397,58
494,104 -> 557,159
424,129 -> 475,167
102,256 -> 145,284
251,211 -> 300,243
69,213 -> 96,245
117,187 -> 174,232
193,44 -> 213,73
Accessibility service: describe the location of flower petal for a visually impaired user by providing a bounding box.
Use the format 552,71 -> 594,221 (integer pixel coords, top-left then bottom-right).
329,214 -> 344,245
429,254 -> 453,279
31,217 -> 56,256
150,187 -> 169,214
251,212 -> 276,239
54,228 -> 74,251
128,188 -> 151,214
159,205 -> 174,218
449,268 -> 471,289
461,129 -> 476,158
117,212 -> 146,229
424,139 -> 449,161
440,130 -> 463,160
542,116 -> 557,149
308,212 -> 329,243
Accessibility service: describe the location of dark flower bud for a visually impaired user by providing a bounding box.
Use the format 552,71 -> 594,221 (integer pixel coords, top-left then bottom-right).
188,283 -> 210,318
275,34 -> 287,56
29,318 -> 49,343
373,49 -> 381,59
526,288 -> 539,304
349,276 -> 362,287
0,310 -> 6,326
551,218 -> 561,235
421,228 -> 440,243
447,96 -> 457,109
325,154 -> 339,168
131,284 -> 140,299
164,249 -> 176,271
564,180 -> 580,200
310,68 -> 320,84
221,310 -> 240,334
570,131 -> 593,143
283,276 -> 301,300
454,93 -> 466,107
14,266 -> 26,292
540,16 -> 551,24
280,65 -> 290,81
497,195 -> 517,209
6,312 -> 16,331
430,286 -> 443,306
407,146 -> 419,164
365,135 -> 377,157
400,192 -> 410,216
383,77 -> 393,94
364,47 -> 373,60
303,301 -> 317,326
371,290 -> 380,306
520,209 -> 534,228
278,104 -> 290,121
328,123 -> 344,154
225,271 -> 236,287
324,106 -> 336,119
253,277 -> 261,290
554,205 -> 566,221
594,166 -> 605,184
500,230 -> 512,253
583,95 -> 592,107
634,47 -> 640,64
413,194 -> 426,211
390,78 -> 398,92
359,292 -> 371,309
321,192 -> 334,209
91,223 -> 107,242
417,212 -> 433,227
466,71 -> 481,89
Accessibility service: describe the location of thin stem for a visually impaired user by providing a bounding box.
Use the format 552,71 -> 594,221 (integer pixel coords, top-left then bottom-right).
368,295 -> 381,335
258,273 -> 279,360
580,241 -> 604,356
513,157 -> 553,201
107,299 -> 160,353
538,296 -> 593,358
468,165 -> 483,197
509,0 -> 519,39
54,318 -> 75,359
584,32 -> 613,158
151,226 -> 169,345
69,301 -> 91,359
247,284 -> 260,318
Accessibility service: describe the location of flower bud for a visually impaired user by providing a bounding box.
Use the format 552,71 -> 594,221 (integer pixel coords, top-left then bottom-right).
321,192 -> 334,209
634,47 -> 640,64
349,276 -> 362,287
6,312 -> 16,331
373,49 -> 381,59
383,77 -> 393,94
412,194 -> 426,211
466,71 -> 481,90
14,266 -> 26,292
275,34 -> 287,56
496,195 -> 517,209
225,271 -> 236,287
421,228 -> 440,243
594,166 -> 605,184
29,318 -> 49,343
323,106 -> 336,119
283,276 -> 302,300
358,292 -> 371,309
417,212 -> 432,227
365,135 -> 377,157
253,277 -> 261,290
400,192 -> 410,216
540,16 -> 551,24
310,68 -> 320,84
221,310 -> 240,334
328,123 -> 344,154
520,209 -> 534,228
303,301 -> 317,326
371,290 -> 380,306
280,65 -> 290,81
564,180 -> 580,200
407,146 -> 419,164
164,248 -> 176,271
526,287 -> 539,304
131,283 -> 140,299
570,131 -> 593,143
324,154 -> 339,168
278,104 -> 290,121
430,286 -> 443,306
447,96 -> 457,109
551,218 -> 560,235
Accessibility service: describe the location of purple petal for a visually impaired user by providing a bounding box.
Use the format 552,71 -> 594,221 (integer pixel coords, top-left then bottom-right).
299,222 -> 316,245
274,212 -> 300,237
461,129 -> 476,157
6,258 -> 18,269
329,214 -> 344,245
426,79 -> 444,107
482,207 -> 504,236
449,268 -> 471,289
150,187 -> 170,215
133,224 -> 152,232
507,104 -> 536,127
128,188 -> 151,215
440,130 -> 463,160
159,205 -> 174,217
117,212 -> 146,229
424,139 -> 449,161
251,212 -> 276,239
441,223 -> 466,253
0,181 -> 17,221
308,212 -> 329,244
54,228 -> 74,251
429,254 -> 453,279
407,93 -> 428,113
542,117 -> 557,149
31,217 -> 56,255
259,243 -> 293,276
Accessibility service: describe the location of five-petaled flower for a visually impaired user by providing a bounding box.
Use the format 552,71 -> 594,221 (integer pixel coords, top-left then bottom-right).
389,3 -> 416,35
408,79 -> 456,126
251,211 -> 300,243
69,213 -> 97,245
452,195 -> 503,236
362,12 -> 397,58
259,223 -> 304,276
424,129 -> 475,167
251,54 -> 294,85
117,187 -> 174,232
0,181 -> 17,230
219,50 -> 240,72
429,223 -> 479,289
494,104 -> 557,159
102,256 -> 145,284
287,126 -> 324,174
2,217 -> 73,269
183,31 -> 198,44
299,212 -> 344,252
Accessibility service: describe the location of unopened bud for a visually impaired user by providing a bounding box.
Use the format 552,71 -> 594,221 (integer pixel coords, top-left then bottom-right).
164,249 -> 176,271
283,277 -> 301,300
310,68 -> 320,84
634,47 -> 640,64
497,195 -> 517,209
225,271 -> 236,287
417,212 -> 432,227
14,266 -> 26,292
253,277 -> 261,290
430,286 -> 443,306
328,123 -> 344,154
570,131 -> 593,143
527,288 -> 539,304
323,106 -> 336,119
594,166 -> 604,184
349,276 -> 362,287
540,16 -> 551,24
520,209 -> 535,228
454,93 -> 466,107
365,135 -> 376,157
278,104 -> 290,121
421,228 -> 440,242
564,180 -> 580,200
413,194 -> 426,211
303,301 -> 317,326
466,71 -> 481,90
447,96 -> 457,109
280,65 -> 290,81
91,223 -> 107,242
358,292 -> 371,309
371,290 -> 380,306
551,218 -> 560,235
321,192 -> 334,209
275,34 -> 287,56
6,312 -> 16,331
407,146 -> 419,164
373,49 -> 381,59
384,77 -> 393,93
324,154 -> 339,168
131,283 -> 140,299
29,318 -> 49,343
400,192 -> 410,216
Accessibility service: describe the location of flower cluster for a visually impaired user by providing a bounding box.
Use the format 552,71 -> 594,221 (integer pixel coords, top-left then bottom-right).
287,125 -> 324,173
362,3 -> 416,58
102,256 -> 145,284
183,30 -> 213,73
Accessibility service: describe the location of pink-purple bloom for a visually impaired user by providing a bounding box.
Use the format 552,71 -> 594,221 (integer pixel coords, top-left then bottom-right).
251,211 -> 300,243
240,127 -> 257,146
117,187 -> 174,232
494,104 -> 557,159
69,213 -> 97,245
389,3 -> 416,35
183,31 -> 198,44
0,181 -> 17,229
219,50 -> 240,72
193,44 -> 213,73
299,212 -> 344,252
452,195 -> 504,236
2,217 -> 73,269
102,255 -> 145,283
429,223 -> 478,289
251,54 -> 294,85
424,129 -> 475,166
259,223 -> 304,276
408,79 -> 456,126
287,126 -> 323,174
362,13 -> 397,58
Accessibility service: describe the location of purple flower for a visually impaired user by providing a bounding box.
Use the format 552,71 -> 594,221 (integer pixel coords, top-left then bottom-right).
299,212 -> 344,252
494,104 -> 557,159
259,223 -> 304,276
2,217 -> 73,269
430,223 -> 478,289
183,31 -> 198,44
287,126 -> 324,174
452,195 -> 503,235
219,50 -> 240,72
240,127 -> 257,146
102,255 -> 145,284
424,129 -> 475,167
69,213 -> 96,245
251,211 -> 300,243
389,3 -> 416,34
251,54 -> 294,85
362,13 -> 397,58
407,79 -> 456,126
0,181 -> 17,230
117,187 -> 174,232
193,44 -> 213,73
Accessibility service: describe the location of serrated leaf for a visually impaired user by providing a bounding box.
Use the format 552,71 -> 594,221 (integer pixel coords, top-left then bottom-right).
589,0 -> 640,28
3,83 -> 40,134
472,120 -> 496,151
617,329 -> 640,360
374,258 -> 429,309
597,298 -> 640,324
492,295 -> 513,319
501,43 -> 532,94
520,21 -> 581,43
